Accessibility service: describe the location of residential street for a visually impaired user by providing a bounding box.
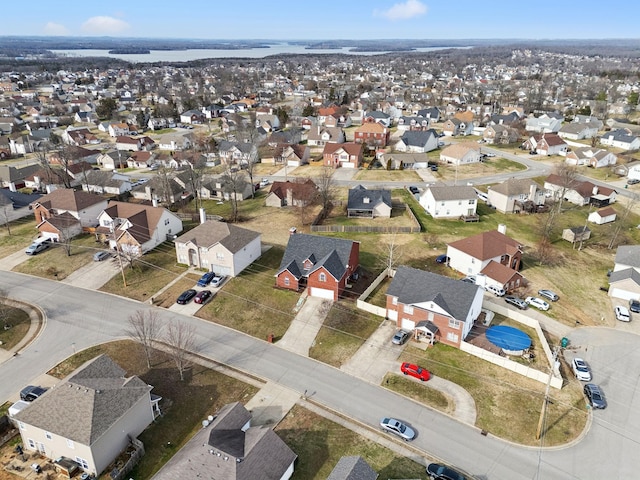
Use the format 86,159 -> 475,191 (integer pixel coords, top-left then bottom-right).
2,272 -> 640,479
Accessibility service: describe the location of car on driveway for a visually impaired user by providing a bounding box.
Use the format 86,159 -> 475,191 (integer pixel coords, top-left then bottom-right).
210,275 -> 226,288
435,254 -> 449,264
193,290 -> 212,304
460,275 -> 476,284
426,462 -> 467,480
176,289 -> 197,304
379,417 -> 415,441
93,250 -> 111,262
505,295 -> 528,310
571,358 -> 592,381
615,305 -> 631,322
25,240 -> 51,255
584,383 -> 607,409
392,329 -> 410,345
630,299 -> 640,314
485,285 -> 506,297
400,362 -> 430,381
20,385 -> 48,402
525,296 -> 550,311
197,271 -> 216,287
538,289 -> 559,302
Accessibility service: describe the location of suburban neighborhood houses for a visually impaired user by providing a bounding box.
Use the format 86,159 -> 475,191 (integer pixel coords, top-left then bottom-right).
1,30 -> 640,480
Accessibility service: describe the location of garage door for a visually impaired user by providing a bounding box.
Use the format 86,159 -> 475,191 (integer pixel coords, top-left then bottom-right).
609,288 -> 636,301
309,287 -> 335,300
342,162 -> 355,168
401,318 -> 415,330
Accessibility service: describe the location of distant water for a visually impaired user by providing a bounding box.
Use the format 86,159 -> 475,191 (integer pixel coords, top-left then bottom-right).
50,44 -> 462,63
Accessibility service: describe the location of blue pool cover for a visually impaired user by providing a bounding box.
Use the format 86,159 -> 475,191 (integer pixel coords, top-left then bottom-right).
486,325 -> 531,351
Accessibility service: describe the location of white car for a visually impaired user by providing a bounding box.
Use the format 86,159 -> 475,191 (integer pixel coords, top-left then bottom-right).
486,285 -> 506,297
571,358 -> 592,381
615,305 -> 631,322
525,296 -> 550,311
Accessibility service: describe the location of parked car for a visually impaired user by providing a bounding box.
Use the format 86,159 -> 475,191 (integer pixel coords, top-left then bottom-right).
260,178 -> 270,187
409,186 -> 420,195
426,462 -> 467,480
193,290 -> 212,304
571,357 -> 592,381
629,299 -> 640,314
400,362 -> 430,381
25,239 -> 51,255
486,285 -> 506,297
20,385 -> 48,402
460,275 -> 476,284
525,296 -> 550,311
627,178 -> 640,185
379,417 -> 415,441
197,271 -> 216,287
93,250 -> 111,262
538,289 -> 559,302
505,295 -> 528,310
435,254 -> 449,264
176,289 -> 197,304
392,329 -> 410,345
584,383 -> 607,409
615,305 -> 631,322
210,275 -> 226,288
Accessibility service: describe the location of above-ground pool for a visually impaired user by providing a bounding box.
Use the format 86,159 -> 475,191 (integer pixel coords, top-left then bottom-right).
485,325 -> 531,354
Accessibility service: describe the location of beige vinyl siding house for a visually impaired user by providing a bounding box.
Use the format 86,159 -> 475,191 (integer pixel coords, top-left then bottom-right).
419,185 -> 477,219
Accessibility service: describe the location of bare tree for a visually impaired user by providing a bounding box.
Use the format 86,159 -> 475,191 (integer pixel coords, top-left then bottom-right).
164,319 -> 198,381
125,310 -> 164,369
0,288 -> 12,329
315,166 -> 337,214
377,234 -> 403,275
0,196 -> 12,235
183,156 -> 208,211
608,195 -> 638,249
551,162 -> 579,214
221,167 -> 248,223
154,166 -> 175,205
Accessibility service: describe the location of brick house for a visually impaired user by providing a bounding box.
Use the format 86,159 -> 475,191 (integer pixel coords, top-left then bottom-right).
322,142 -> 363,169
30,189 -> 108,227
276,233 -> 359,301
354,120 -> 389,148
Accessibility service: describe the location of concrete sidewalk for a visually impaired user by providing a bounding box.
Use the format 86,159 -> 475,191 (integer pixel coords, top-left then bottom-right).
276,295 -> 332,356
0,249 -> 30,271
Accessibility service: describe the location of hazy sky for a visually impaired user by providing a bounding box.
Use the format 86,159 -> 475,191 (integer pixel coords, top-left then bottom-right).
3,0 -> 639,40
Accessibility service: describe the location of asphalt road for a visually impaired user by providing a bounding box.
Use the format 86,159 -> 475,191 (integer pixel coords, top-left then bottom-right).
4,272 -> 640,479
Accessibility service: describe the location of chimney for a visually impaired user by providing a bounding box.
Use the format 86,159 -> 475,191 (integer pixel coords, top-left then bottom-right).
529,184 -> 537,200
498,224 -> 507,235
199,207 -> 207,224
152,197 -> 158,207
592,185 -> 598,195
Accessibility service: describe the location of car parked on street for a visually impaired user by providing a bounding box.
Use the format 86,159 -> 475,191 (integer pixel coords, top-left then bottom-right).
505,295 -> 528,310
176,289 -> 197,304
571,357 -> 592,381
584,383 -> 607,409
194,290 -> 212,304
426,462 -> 467,480
392,329 -> 410,345
615,305 -> 631,322
538,289 -> 559,302
525,296 -> 550,311
379,417 -> 415,441
627,178 -> 640,185
93,250 -> 112,262
629,299 -> 640,314
20,385 -> 48,402
400,362 -> 430,381
210,275 -> 226,288
197,271 -> 216,287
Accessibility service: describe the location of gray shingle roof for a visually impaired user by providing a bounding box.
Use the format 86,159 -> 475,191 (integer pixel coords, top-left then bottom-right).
327,455 -> 378,480
609,267 -> 640,286
14,355 -> 151,446
347,185 -> 391,211
174,220 -> 260,253
427,185 -> 476,201
386,266 -> 480,321
399,129 -> 436,147
615,245 -> 640,268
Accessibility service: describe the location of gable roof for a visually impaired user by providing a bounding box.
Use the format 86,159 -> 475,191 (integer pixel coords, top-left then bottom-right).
323,142 -> 362,156
32,188 -> 106,211
327,456 -> 378,480
440,141 -> 480,158
615,245 -> 640,268
347,185 -> 391,211
14,355 -> 151,445
480,260 -> 524,283
399,129 -> 436,147
174,220 -> 260,253
102,201 -> 169,244
278,233 -> 357,281
609,267 -> 640,286
386,266 -> 480,321
39,210 -> 81,231
448,230 -> 523,260
426,185 -> 476,201
268,179 -> 317,201
490,178 -> 540,196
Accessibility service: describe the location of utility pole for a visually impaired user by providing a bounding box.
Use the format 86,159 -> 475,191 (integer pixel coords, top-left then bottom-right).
536,346 -> 560,440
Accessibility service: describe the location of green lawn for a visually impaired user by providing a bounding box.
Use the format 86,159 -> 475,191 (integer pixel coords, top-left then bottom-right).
382,373 -> 452,414
0,304 -> 30,350
0,216 -> 39,258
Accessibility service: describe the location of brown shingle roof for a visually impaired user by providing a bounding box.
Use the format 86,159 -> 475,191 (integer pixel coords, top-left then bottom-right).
448,230 -> 523,260
480,260 -> 524,283
323,142 -> 362,156
32,188 -> 106,212
104,201 -> 166,244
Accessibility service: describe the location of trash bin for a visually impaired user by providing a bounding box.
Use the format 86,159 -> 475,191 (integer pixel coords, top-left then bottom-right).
561,337 -> 569,348
267,334 -> 274,343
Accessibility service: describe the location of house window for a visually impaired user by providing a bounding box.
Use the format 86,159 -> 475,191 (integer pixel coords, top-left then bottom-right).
448,319 -> 461,329
404,305 -> 414,314
319,272 -> 326,282
45,431 -> 52,440
18,422 -> 25,431
216,252 -> 224,260
76,457 -> 89,470
447,332 -> 459,343
27,439 -> 35,449
164,219 -> 170,225
391,296 -> 398,305
469,199 -> 475,204
284,277 -> 290,286
67,439 -> 74,449
428,312 -> 434,321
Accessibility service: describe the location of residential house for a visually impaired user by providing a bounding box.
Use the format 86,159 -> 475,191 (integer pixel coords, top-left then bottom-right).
439,142 -> 482,165
265,180 -> 317,208
95,201 -> 183,255
442,117 -> 473,136
588,206 -> 617,225
565,147 -> 617,168
0,164 -> 41,190
151,402 -> 296,480
147,117 -> 175,130
558,123 -> 598,141
525,113 -> 563,133
115,136 -> 143,152
599,128 -> 640,151
13,355 -> 158,477
275,233 -> 359,301
273,143 -> 309,167
609,245 -> 640,301
108,122 -> 132,137
379,152 -> 430,170
486,178 -> 546,214
385,266 -> 484,348
394,130 -> 438,153
8,135 -> 39,156
155,132 -> 193,151
544,174 -> 617,206
74,111 -> 97,124
30,189 -> 107,227
364,111 -> 391,127
179,109 -> 205,124
482,124 -> 520,145
627,162 -> 640,181
48,146 -> 101,166
396,116 -> 430,132
488,111 -> 521,126
217,141 -> 258,167
127,151 -> 155,169
327,456 -> 378,480
522,133 -> 567,156
354,121 -> 389,148
323,142 -> 363,169
573,115 -> 603,131
62,127 -> 99,146
24,168 -> 72,192
129,176 -> 188,205
79,170 -> 132,195
419,185 -> 477,219
307,126 -> 345,147
35,210 -> 82,242
346,185 -> 391,218
562,226 -> 591,244
96,150 -> 124,170
416,107 -> 441,122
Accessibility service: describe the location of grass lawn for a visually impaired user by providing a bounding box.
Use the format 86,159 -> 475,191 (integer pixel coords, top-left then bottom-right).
354,169 -> 423,182
47,340 -> 258,480
382,373 -> 453,415
399,343 -> 587,446
100,242 -> 188,301
275,405 -> 426,480
434,157 -> 526,182
0,217 -> 39,258
196,246 -> 299,341
309,302 -> 382,367
0,304 -> 30,350
153,274 -> 202,308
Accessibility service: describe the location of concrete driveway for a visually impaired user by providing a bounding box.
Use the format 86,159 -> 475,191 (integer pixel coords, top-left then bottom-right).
0,249 -> 30,271
341,319 -> 399,382
61,254 -> 121,290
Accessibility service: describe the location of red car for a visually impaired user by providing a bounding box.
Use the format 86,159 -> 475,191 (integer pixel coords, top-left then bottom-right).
193,290 -> 212,304
400,362 -> 430,381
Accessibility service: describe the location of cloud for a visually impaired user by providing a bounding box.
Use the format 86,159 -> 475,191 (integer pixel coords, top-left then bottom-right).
81,16 -> 130,35
43,22 -> 69,36
374,0 -> 428,21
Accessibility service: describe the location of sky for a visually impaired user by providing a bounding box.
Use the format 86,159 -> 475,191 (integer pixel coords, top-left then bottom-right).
2,0 -> 639,40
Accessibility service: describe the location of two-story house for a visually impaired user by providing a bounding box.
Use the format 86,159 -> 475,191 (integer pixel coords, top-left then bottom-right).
419,185 -> 477,219
486,178 -> 546,214
322,142 -> 363,169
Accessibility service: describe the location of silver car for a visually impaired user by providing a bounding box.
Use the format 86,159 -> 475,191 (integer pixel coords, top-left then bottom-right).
380,417 -> 415,441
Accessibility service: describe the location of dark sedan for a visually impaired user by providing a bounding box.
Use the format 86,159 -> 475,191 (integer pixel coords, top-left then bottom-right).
176,289 -> 197,304
197,271 -> 216,287
427,462 -> 467,480
194,290 -> 212,304
584,383 -> 607,409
